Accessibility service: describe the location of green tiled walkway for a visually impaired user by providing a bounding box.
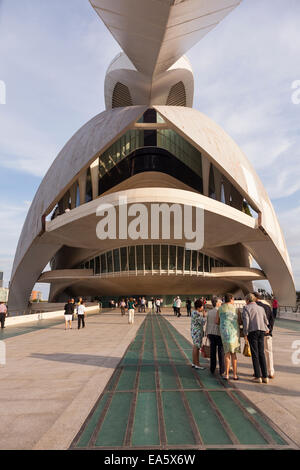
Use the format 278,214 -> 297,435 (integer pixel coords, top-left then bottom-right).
71,313 -> 293,450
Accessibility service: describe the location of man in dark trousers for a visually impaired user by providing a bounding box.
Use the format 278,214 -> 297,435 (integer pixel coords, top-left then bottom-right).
253,292 -> 275,379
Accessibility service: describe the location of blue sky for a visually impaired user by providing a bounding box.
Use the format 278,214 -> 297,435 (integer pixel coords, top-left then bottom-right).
0,0 -> 299,297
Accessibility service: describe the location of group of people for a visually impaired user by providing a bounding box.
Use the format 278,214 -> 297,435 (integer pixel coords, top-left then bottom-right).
118,297 -> 163,323
64,298 -> 87,330
191,292 -> 275,384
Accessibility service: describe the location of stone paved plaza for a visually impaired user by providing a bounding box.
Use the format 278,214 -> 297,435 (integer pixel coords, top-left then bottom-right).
0,309 -> 299,450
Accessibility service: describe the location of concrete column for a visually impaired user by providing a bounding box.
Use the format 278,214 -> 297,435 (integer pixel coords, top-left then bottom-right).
79,172 -> 87,206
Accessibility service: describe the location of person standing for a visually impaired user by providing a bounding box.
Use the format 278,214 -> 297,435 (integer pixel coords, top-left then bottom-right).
141,297 -> 146,313
175,296 -> 182,317
190,299 -> 207,370
253,292 -> 275,379
0,302 -> 7,329
242,293 -> 269,384
64,299 -> 75,330
173,297 -> 177,316
216,293 -> 240,380
272,297 -> 278,319
156,298 -> 161,313
186,298 -> 192,317
77,300 -> 86,329
128,297 -> 136,324
206,297 -> 225,376
120,299 -> 126,316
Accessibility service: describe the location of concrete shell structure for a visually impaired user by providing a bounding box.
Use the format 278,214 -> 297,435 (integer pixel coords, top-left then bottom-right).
8,0 -> 296,313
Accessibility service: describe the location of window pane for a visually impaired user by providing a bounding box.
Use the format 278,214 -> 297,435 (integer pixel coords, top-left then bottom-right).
90,259 -> 94,273
101,254 -> 107,274
85,261 -> 89,269
136,245 -> 144,270
129,246 -> 136,271
145,245 -> 152,270
113,249 -> 120,272
198,253 -> 203,272
121,247 -> 128,272
185,250 -> 191,271
177,247 -> 184,271
153,245 -> 160,270
107,251 -> 113,273
191,251 -> 197,271
161,245 -> 168,270
95,257 -> 100,275
204,255 -> 210,272
169,246 -> 176,269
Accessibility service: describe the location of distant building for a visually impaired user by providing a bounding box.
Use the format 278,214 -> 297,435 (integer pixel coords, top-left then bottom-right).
0,288 -> 9,303
30,291 -> 43,302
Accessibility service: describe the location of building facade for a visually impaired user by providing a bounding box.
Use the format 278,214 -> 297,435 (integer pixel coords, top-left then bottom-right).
8,0 -> 296,313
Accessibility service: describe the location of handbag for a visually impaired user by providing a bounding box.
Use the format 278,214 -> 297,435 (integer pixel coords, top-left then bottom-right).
201,336 -> 210,358
243,340 -> 251,357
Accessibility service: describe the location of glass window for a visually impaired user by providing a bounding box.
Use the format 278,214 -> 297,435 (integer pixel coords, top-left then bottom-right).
161,245 -> 168,270
76,183 -> 80,207
144,245 -> 152,270
185,249 -> 191,271
198,253 -> 203,272
191,251 -> 197,271
153,245 -> 160,270
86,168 -> 93,203
169,246 -> 176,270
90,259 -> 95,273
95,256 -> 100,275
177,246 -> 184,271
204,255 -> 210,272
136,245 -> 144,271
101,253 -> 107,274
113,249 -> 120,272
121,247 -> 128,272
129,246 -> 136,271
85,261 -> 89,269
107,251 -> 113,273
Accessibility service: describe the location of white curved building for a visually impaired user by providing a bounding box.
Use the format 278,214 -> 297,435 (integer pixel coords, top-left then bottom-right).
8,0 -> 296,313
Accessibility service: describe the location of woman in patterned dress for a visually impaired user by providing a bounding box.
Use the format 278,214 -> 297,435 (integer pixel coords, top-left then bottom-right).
191,299 -> 207,370
216,293 -> 240,380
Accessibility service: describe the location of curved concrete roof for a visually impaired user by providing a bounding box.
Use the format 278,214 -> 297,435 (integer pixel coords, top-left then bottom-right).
90,0 -> 241,77
9,106 -> 296,312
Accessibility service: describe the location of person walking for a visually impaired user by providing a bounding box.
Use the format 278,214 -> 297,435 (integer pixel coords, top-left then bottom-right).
190,299 -> 207,370
206,297 -> 225,376
253,292 -> 275,379
141,297 -> 146,313
120,299 -> 126,316
173,297 -> 177,316
186,298 -> 192,317
216,293 -> 240,380
272,297 -> 278,319
77,300 -> 86,329
156,298 -> 161,313
242,293 -> 269,384
175,296 -> 182,317
0,302 -> 7,329
128,297 -> 136,324
64,299 -> 75,330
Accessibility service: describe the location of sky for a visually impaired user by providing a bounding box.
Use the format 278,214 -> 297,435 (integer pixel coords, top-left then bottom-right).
0,0 -> 299,298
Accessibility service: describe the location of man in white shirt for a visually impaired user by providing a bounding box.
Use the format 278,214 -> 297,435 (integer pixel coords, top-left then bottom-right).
77,301 -> 86,329
175,297 -> 182,317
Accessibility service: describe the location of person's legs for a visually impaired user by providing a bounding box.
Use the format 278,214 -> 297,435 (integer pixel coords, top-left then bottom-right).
78,316 -> 81,329
231,353 -> 238,378
0,313 -> 5,329
217,336 -> 225,375
248,331 -> 260,378
257,331 -> 268,379
192,346 -> 200,366
224,352 -> 231,378
264,335 -> 274,377
273,308 -> 277,319
208,334 -> 217,373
